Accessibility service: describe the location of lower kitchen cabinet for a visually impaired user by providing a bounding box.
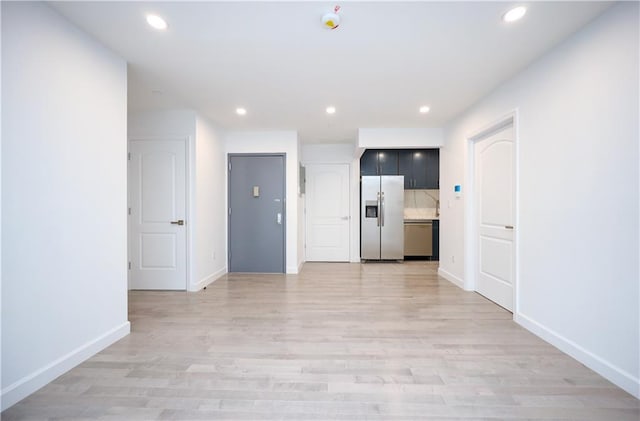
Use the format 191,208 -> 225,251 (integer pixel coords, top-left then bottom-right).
432,220 -> 439,261
403,219 -> 439,261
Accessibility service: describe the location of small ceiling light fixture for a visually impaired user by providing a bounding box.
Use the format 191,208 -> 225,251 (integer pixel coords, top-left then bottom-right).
236,107 -> 247,116
146,14 -> 168,30
322,5 -> 341,30
419,106 -> 430,114
326,106 -> 336,114
503,6 -> 527,23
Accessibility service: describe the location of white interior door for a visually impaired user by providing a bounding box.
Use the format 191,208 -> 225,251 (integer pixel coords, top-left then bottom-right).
129,139 -> 187,290
305,164 -> 350,261
474,124 -> 515,311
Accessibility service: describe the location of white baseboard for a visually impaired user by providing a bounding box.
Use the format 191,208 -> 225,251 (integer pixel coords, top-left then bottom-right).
437,267 -> 467,290
189,267 -> 227,291
515,312 -> 639,399
286,264 -> 299,274
297,260 -> 305,273
1,321 -> 131,411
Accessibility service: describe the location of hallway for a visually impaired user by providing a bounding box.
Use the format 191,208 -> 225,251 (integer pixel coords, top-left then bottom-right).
4,262 -> 638,419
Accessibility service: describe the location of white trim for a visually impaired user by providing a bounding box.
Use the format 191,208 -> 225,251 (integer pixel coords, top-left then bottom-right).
297,260 -> 305,273
186,135 -> 193,291
188,267 -> 227,292
515,313 -> 640,399
1,321 -> 130,411
286,264 -> 299,274
512,110 -> 521,316
437,267 -> 468,290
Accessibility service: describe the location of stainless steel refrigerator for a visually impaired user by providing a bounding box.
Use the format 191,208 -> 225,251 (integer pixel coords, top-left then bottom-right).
361,175 -> 404,260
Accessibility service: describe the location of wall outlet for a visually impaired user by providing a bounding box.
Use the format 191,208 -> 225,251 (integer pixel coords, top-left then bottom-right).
451,255 -> 455,263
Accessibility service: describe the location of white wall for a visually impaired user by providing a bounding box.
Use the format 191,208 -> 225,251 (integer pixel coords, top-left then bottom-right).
128,109 -> 196,139
1,2 -> 129,410
359,128 -> 444,148
225,131 -> 300,273
194,116 -> 227,290
128,110 -> 227,291
439,3 -> 639,397
301,143 -> 361,262
302,143 -> 356,163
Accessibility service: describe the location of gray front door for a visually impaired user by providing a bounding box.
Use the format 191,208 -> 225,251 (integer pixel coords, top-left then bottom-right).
228,154 -> 286,273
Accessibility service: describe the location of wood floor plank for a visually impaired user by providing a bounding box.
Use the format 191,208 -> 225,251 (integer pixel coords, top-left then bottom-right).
3,262 -> 638,420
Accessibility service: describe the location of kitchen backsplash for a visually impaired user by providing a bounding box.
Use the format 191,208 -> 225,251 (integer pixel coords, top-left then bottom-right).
404,189 -> 439,219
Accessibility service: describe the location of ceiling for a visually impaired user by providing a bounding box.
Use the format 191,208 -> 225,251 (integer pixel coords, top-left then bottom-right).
50,1 -> 611,144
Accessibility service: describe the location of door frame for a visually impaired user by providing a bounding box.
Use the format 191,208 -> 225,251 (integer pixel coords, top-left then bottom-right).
227,153 -> 287,273
464,110 -> 519,315
127,137 -> 191,290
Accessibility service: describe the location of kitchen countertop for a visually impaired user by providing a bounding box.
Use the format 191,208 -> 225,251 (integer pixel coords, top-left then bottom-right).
404,217 -> 439,222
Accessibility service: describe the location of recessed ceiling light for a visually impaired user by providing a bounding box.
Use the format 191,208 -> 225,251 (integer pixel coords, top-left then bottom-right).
326,106 -> 336,114
236,107 -> 247,116
503,6 -> 527,23
146,14 -> 168,30
419,106 -> 430,114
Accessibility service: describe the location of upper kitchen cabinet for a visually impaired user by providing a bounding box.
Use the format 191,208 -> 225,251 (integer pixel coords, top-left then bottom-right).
425,149 -> 439,189
399,149 -> 439,189
360,149 -> 399,176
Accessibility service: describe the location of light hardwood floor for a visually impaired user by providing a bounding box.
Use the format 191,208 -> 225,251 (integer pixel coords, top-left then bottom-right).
3,262 -> 638,420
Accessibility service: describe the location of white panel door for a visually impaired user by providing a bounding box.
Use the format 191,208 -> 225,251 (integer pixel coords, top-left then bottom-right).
305,164 -> 350,261
475,124 -> 514,311
129,139 -> 187,290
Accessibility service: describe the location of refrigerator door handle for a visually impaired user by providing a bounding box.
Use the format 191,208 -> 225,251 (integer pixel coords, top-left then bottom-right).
380,191 -> 385,227
376,192 -> 381,227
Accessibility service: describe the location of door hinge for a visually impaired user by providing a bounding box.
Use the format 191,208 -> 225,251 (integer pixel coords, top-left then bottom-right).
128,261 -> 131,270
228,162 -> 232,171
127,152 -> 131,161
228,208 -> 232,215
128,207 -> 131,215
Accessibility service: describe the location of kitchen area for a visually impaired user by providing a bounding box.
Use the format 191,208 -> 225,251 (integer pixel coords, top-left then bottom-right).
360,149 -> 439,261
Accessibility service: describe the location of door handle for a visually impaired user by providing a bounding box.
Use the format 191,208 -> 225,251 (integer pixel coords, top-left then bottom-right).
505,225 -> 514,229
170,220 -> 184,226
341,216 -> 349,220
277,213 -> 282,225
376,192 -> 381,227
380,192 -> 385,227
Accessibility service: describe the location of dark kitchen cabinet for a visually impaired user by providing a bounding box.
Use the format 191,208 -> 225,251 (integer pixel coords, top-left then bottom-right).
399,149 -> 439,189
425,149 -> 439,189
432,220 -> 439,261
360,149 -> 399,176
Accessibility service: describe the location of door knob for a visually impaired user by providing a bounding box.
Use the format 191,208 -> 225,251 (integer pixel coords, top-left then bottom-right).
170,220 -> 185,226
